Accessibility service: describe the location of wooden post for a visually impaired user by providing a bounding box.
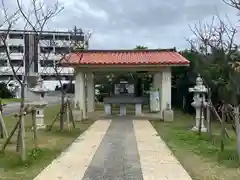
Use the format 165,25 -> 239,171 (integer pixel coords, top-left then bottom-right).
234,106 -> 240,161
211,105 -> 230,138
68,100 -> 76,128
2,119 -> 20,151
206,88 -> 211,137
0,121 -> 2,138
47,111 -> 60,131
0,111 -> 8,139
32,109 -> 38,149
66,101 -> 70,132
220,105 -> 226,152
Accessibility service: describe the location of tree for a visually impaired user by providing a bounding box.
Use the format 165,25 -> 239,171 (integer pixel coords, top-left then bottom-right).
0,0 -> 63,161
171,50 -> 198,113
188,15 -> 239,105
0,83 -> 13,98
223,0 -> 240,12
135,45 -> 148,49
44,27 -> 91,131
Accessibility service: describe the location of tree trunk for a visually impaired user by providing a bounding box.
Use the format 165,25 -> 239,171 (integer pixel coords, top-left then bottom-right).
16,122 -> 21,152
32,109 -> 38,149
19,83 -> 26,161
0,111 -> 8,139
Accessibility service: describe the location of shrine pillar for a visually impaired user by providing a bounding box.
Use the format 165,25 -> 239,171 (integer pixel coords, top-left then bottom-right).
86,72 -> 95,113
75,70 -> 87,119
160,68 -> 172,114
152,68 -> 172,118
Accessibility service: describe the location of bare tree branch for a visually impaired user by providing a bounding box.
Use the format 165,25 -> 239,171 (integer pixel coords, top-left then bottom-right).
223,0 -> 240,11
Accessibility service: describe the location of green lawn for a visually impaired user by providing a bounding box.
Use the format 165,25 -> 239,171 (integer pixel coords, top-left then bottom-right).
0,105 -> 95,180
151,110 -> 240,180
0,98 -> 21,104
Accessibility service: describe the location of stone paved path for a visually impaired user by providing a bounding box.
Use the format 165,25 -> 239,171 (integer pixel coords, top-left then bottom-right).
34,118 -> 192,180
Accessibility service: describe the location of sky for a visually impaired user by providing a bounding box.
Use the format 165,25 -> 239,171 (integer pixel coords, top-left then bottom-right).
2,0 -> 240,50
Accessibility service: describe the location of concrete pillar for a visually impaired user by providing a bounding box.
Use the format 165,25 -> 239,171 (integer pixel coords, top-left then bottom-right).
153,72 -> 162,91
120,104 -> 126,116
161,68 -> 172,114
75,71 -> 87,119
86,72 -> 95,113
153,72 -> 162,113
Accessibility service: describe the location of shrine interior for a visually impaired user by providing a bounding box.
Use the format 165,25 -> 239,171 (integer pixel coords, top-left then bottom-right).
95,72 -> 152,108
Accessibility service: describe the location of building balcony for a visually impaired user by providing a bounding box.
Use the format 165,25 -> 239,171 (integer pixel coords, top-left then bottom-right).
39,53 -> 63,60
0,66 -> 24,75
39,67 -> 74,75
7,39 -> 24,46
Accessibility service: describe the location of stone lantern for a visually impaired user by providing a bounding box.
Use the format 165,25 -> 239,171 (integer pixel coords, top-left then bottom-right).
189,75 -> 208,132
28,76 -> 50,129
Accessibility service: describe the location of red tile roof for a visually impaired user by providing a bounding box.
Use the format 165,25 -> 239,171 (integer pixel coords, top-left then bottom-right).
61,49 -> 189,66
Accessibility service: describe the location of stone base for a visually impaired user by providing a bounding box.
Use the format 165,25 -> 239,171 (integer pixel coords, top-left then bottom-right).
135,104 -> 142,116
32,124 -> 46,130
163,109 -> 174,122
120,104 -> 126,116
104,104 -> 112,115
191,126 -> 207,132
72,110 -> 82,122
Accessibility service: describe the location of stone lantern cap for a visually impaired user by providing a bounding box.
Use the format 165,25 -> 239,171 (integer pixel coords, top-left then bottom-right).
189,75 -> 208,94
29,76 -> 50,94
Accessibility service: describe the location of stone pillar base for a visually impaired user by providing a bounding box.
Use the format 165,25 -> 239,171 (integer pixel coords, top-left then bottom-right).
191,126 -> 207,132
163,109 -> 174,122
104,104 -> 112,115
135,104 -> 142,116
120,104 -> 126,116
73,110 -> 82,122
36,124 -> 46,130
32,124 -> 46,130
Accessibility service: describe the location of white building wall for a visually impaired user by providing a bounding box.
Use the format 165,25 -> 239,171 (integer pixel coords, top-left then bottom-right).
0,30 -> 87,77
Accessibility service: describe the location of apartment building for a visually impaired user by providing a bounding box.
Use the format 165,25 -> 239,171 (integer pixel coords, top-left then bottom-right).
0,29 -> 88,81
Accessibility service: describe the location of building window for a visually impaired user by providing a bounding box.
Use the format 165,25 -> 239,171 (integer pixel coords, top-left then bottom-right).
55,35 -> 69,41
10,60 -> 23,66
70,34 -> 84,41
40,60 -> 54,67
40,46 -> 53,53
0,59 -> 7,66
0,45 -> 6,52
9,33 -> 24,39
55,47 -> 69,54
39,34 -> 53,40
9,45 -> 24,53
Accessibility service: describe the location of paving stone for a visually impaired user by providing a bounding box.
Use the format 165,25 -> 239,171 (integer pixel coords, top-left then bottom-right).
33,119 -> 111,180
133,120 -> 192,180
81,118 -> 143,180
34,118 -> 192,180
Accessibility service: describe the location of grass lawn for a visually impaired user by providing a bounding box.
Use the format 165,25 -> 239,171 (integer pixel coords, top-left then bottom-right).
0,98 -> 21,104
0,105 -> 95,180
151,110 -> 240,180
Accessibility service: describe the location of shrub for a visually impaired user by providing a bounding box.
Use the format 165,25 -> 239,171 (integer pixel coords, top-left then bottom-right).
0,83 -> 13,99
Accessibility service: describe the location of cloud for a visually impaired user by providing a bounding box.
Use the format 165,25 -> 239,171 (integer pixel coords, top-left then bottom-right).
1,0 -> 239,50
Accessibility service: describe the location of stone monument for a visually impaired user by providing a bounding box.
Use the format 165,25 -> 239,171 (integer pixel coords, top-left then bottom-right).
28,76 -> 49,129
189,75 -> 208,132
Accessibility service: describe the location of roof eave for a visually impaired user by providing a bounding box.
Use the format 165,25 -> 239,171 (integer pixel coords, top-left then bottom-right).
61,62 -> 190,68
